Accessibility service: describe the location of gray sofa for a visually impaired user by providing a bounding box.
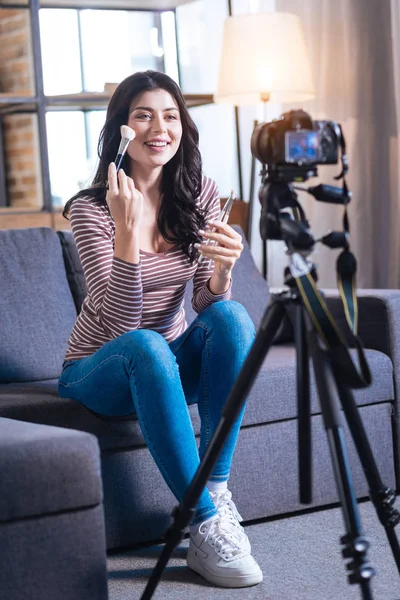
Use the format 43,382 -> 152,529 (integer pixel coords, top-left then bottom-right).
0,417 -> 109,600
0,225 -> 399,558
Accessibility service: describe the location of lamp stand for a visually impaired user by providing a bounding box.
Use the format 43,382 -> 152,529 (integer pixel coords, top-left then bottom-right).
248,96 -> 270,280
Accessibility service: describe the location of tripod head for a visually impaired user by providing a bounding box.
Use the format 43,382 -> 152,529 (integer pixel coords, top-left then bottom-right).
259,178 -> 351,255
257,175 -> 351,297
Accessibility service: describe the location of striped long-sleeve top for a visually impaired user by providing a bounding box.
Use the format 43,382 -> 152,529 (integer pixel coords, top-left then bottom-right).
63,175 -> 232,362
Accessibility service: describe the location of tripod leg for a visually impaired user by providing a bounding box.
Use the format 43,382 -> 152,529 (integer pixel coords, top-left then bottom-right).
140,298 -> 286,600
306,319 -> 375,600
334,378 -> 400,573
294,303 -> 312,504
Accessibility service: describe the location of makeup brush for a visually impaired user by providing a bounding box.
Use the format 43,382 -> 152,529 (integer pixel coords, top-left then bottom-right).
197,190 -> 236,263
114,125 -> 136,172
106,125 -> 135,189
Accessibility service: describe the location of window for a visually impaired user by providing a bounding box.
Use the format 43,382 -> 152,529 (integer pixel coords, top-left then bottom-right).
175,0 -> 239,196
40,3 -> 238,207
39,7 -> 178,205
40,9 -> 82,96
46,111 -> 87,207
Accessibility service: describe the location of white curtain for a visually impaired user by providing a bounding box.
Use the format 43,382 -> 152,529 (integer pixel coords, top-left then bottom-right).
275,0 -> 400,288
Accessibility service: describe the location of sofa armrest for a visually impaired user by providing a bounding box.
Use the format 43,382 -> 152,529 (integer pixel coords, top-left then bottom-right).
0,418 -> 103,522
0,418 -> 108,600
324,289 -> 400,358
269,287 -> 400,369
326,288 -> 400,406
325,289 -> 400,486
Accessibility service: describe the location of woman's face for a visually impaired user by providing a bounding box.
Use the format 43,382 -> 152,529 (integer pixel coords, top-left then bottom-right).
126,88 -> 183,170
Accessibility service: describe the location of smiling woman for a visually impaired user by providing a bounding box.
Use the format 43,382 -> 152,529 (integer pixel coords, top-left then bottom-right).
127,89 -> 183,170
63,71 -> 204,260
58,70 -> 261,589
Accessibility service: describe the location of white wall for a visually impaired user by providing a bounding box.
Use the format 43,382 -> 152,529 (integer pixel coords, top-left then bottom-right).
232,0 -> 288,286
178,0 -> 290,285
177,1 -> 238,196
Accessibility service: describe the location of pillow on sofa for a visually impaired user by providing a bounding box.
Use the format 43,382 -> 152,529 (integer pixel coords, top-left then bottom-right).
0,227 -> 77,382
57,229 -> 86,312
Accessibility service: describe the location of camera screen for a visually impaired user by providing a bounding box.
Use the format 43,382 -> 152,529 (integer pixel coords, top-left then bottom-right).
285,130 -> 319,164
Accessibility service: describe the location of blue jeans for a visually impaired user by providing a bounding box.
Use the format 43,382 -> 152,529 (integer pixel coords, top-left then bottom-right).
58,300 -> 256,524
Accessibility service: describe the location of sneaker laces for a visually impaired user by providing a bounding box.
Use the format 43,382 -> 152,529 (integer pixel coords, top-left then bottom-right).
210,489 -> 244,527
199,514 -> 248,560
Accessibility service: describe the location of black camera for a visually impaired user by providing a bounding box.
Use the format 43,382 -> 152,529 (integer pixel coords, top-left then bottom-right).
251,109 -> 342,183
253,109 -> 350,251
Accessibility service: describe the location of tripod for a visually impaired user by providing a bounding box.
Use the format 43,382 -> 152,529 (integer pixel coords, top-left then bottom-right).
141,250 -> 400,600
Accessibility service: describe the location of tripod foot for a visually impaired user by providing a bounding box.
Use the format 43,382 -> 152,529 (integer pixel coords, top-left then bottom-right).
341,534 -> 376,585
371,487 -> 400,529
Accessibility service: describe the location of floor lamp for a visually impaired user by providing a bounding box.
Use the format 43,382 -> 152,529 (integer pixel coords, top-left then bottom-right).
214,11 -> 315,279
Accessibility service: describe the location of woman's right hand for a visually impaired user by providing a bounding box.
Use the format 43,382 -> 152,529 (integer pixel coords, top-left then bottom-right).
106,162 -> 143,231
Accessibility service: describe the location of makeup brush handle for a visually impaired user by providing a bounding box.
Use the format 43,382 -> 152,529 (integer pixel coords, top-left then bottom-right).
114,135 -> 132,173
115,153 -> 124,172
106,152 -> 125,190
105,154 -> 124,189
197,210 -> 231,264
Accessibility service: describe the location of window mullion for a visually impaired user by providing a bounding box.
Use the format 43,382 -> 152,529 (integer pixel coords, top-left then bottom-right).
77,9 -> 91,165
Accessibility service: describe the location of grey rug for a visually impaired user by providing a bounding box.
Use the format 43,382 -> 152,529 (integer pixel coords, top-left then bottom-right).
107,500 -> 400,600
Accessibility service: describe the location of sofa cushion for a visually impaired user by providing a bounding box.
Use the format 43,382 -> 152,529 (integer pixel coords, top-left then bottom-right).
0,347 -> 393,452
0,228 -> 77,382
0,417 -> 102,522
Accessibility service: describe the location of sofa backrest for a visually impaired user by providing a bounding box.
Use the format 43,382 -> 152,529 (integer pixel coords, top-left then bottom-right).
58,226 -> 271,330
0,226 -> 274,384
0,227 -> 77,382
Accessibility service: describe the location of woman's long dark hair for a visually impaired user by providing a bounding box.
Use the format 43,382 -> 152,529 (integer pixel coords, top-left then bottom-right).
63,70 -> 205,261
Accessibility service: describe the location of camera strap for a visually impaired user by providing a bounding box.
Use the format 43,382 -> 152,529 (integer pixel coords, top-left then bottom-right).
290,251 -> 372,389
294,122 -> 371,389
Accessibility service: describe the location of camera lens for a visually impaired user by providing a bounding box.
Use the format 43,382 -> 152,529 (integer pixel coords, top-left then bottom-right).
250,122 -> 273,164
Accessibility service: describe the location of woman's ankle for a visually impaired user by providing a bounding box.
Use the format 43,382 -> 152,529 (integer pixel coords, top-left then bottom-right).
207,479 -> 228,494
189,511 -> 218,535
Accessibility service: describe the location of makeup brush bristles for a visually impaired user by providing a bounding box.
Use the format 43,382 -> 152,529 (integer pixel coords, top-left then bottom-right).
114,125 -> 136,171
120,125 -> 135,142
117,125 -> 135,155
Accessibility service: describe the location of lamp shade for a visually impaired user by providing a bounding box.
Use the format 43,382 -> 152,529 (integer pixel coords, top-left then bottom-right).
214,12 -> 315,105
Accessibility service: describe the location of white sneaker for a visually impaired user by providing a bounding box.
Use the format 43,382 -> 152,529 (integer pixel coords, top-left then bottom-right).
187,513 -> 263,588
209,489 -> 251,552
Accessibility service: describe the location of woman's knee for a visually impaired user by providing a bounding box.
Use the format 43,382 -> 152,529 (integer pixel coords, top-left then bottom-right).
202,300 -> 256,340
117,329 -> 175,368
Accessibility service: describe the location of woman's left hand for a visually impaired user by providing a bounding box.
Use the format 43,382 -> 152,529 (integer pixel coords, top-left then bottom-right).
195,220 -> 243,277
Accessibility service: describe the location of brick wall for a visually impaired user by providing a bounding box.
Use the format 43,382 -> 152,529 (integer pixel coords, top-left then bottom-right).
0,9 -> 43,209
